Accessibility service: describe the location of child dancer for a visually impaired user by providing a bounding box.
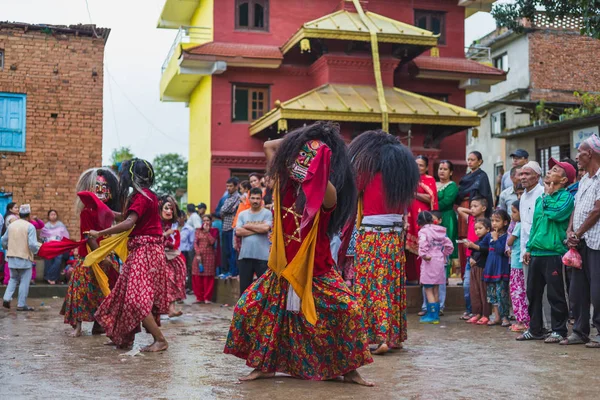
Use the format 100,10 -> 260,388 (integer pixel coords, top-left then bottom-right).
507,201 -> 529,332
484,209 -> 511,327
159,195 -> 187,318
418,211 -> 454,324
457,196 -> 488,320
464,218 -> 492,324
90,159 -> 169,352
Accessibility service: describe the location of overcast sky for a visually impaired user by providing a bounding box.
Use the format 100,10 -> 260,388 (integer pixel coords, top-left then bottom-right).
2,0 -> 499,164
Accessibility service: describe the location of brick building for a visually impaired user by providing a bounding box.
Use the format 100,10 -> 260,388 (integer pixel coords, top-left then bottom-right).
466,13 -> 600,186
0,22 -> 110,235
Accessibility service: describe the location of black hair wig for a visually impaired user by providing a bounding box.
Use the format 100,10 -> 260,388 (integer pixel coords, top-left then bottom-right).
268,121 -> 356,236
158,194 -> 180,225
119,158 -> 155,212
348,129 -> 419,210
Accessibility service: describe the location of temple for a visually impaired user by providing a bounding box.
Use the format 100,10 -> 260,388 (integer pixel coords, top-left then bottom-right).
157,0 -> 505,207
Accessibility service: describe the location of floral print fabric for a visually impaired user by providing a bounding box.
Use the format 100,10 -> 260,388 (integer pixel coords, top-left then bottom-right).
353,230 -> 407,347
510,268 -> 530,324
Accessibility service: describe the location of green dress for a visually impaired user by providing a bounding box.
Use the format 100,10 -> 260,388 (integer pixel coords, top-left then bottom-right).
437,181 -> 459,262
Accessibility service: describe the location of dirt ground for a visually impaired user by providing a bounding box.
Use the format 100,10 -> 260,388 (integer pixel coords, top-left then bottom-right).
1,297 -> 598,400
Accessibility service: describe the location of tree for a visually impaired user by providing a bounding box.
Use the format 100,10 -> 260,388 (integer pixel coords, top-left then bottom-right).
492,1 -> 600,39
152,153 -> 188,198
109,146 -> 134,165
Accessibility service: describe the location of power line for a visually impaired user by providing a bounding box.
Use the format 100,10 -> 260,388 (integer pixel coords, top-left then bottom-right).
106,74 -> 121,147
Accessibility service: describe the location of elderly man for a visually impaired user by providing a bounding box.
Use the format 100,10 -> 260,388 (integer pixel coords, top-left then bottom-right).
499,166 -> 522,214
2,205 -> 42,311
518,159 -> 575,342
502,149 -> 530,191
563,134 -> 600,347
519,161 -> 545,265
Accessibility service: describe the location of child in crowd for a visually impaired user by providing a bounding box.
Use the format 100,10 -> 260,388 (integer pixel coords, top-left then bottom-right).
418,211 -> 454,324
457,196 -> 488,320
507,201 -> 529,332
464,218 -> 492,324
484,209 -> 511,327
419,211 -> 449,316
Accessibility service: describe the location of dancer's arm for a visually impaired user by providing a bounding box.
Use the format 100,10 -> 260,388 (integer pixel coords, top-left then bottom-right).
323,181 -> 336,209
88,212 -> 139,238
264,138 -> 283,163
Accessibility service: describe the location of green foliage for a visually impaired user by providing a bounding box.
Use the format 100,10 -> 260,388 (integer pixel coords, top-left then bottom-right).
152,153 -> 188,198
109,146 -> 134,165
561,91 -> 600,120
491,1 -> 600,39
534,99 -> 553,122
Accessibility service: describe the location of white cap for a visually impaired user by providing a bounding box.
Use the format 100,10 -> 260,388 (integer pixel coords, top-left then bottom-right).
522,161 -> 542,176
19,204 -> 31,214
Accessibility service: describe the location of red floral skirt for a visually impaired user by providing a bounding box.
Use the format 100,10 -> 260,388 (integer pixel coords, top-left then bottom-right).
224,269 -> 373,380
94,235 -> 169,347
166,253 -> 187,303
61,257 -> 102,327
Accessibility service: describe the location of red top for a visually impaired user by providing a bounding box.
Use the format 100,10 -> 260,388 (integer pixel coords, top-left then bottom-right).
466,215 -> 478,257
281,187 -> 334,277
163,222 -> 181,249
127,189 -> 163,237
362,173 -> 404,216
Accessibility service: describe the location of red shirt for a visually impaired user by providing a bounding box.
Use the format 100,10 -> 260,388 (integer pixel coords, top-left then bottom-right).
281,187 -> 334,277
466,215 -> 478,257
362,173 -> 404,216
127,189 -> 163,237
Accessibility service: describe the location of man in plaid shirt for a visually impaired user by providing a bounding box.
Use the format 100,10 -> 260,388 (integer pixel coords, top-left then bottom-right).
220,177 -> 241,278
564,134 -> 600,348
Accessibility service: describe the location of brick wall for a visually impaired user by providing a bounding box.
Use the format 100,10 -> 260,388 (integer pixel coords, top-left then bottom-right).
529,30 -> 600,102
0,27 -> 106,237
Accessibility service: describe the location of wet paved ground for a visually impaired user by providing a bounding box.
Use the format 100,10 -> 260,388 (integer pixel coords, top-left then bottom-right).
1,297 -> 598,400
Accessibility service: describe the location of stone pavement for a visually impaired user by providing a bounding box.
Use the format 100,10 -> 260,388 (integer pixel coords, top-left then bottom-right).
0,297 -> 598,400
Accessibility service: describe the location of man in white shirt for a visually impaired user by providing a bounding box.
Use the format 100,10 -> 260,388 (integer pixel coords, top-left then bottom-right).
519,161 -> 544,264
186,204 -> 203,230
498,166 -> 522,215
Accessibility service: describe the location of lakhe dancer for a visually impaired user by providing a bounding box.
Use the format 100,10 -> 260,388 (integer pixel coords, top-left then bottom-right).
224,121 -> 373,385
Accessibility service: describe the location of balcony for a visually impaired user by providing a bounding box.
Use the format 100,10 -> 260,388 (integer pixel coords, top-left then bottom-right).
458,0 -> 497,18
465,45 -> 492,65
160,25 -> 218,102
157,0 -> 201,29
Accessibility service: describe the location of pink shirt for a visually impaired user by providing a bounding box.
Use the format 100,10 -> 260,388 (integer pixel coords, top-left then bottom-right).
466,215 -> 477,257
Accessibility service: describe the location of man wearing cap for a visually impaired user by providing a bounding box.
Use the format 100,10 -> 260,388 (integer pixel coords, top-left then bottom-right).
1,205 -> 42,311
517,159 -> 575,342
563,134 -> 600,347
519,161 -> 544,266
498,166 -> 522,215
501,149 -> 529,191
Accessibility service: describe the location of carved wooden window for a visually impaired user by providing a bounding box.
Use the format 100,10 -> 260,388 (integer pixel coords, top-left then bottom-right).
233,85 -> 269,122
236,0 -> 269,31
415,10 -> 446,45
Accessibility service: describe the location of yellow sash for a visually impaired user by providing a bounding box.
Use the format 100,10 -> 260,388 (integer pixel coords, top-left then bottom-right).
268,183 -> 320,325
83,228 -> 133,297
356,194 -> 364,229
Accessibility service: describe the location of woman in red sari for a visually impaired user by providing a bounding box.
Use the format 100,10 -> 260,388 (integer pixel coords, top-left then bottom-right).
406,155 -> 439,284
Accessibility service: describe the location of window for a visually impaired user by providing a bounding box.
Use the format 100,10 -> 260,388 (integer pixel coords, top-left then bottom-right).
232,85 -> 269,122
236,0 -> 269,31
415,10 -> 446,45
493,52 -> 509,72
0,93 -> 26,152
491,110 -> 507,135
536,135 -> 571,175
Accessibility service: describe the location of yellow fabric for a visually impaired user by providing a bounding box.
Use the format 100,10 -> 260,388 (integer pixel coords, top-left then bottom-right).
268,182 -> 320,325
82,228 -> 132,297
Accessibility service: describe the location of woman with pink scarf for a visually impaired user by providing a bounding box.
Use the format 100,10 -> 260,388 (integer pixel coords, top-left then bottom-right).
40,210 -> 70,284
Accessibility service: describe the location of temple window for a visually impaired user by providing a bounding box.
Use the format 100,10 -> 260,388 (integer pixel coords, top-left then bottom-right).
236,0 -> 269,31
414,10 -> 446,45
232,85 -> 269,122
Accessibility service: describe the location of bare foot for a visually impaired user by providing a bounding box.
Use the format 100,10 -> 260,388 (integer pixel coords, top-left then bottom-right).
141,340 -> 168,352
371,343 -> 389,355
343,370 -> 374,387
104,340 -> 117,346
71,321 -> 82,337
204,300 -> 212,304
168,311 -> 183,318
239,369 -> 275,381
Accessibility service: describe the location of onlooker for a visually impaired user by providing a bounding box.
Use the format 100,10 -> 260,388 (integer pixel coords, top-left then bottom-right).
186,204 -> 203,230
501,149 -> 529,191
1,205 -> 42,311
249,173 -> 262,189
40,210 -> 70,284
518,161 -> 544,268
507,200 -> 529,332
563,135 -> 600,347
232,180 -> 253,230
498,167 -> 521,214
235,188 -> 272,295
517,158 -> 575,342
220,177 -> 241,278
3,202 -> 19,232
196,203 -> 207,217
562,157 -> 581,196
193,214 -> 219,303
179,210 -> 195,294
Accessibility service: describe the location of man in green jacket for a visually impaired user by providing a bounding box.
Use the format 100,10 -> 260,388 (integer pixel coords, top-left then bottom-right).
518,158 -> 575,343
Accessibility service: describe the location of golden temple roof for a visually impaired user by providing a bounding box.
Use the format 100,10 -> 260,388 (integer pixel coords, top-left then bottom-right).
281,10 -> 439,54
249,84 -> 480,135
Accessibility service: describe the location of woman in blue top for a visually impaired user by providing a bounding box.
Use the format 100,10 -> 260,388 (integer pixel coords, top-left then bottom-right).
484,209 -> 511,327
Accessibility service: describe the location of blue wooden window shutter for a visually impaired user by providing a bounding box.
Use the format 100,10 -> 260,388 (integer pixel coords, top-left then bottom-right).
0,93 -> 26,152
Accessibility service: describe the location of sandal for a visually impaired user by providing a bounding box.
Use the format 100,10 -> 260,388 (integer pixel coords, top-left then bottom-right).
466,315 -> 480,324
544,332 -> 565,344
510,324 -> 527,332
476,317 -> 490,325
459,312 -> 472,321
487,318 -> 501,326
418,310 -> 426,316
559,333 -> 588,345
516,330 -> 545,341
585,341 -> 600,348
501,319 -> 511,328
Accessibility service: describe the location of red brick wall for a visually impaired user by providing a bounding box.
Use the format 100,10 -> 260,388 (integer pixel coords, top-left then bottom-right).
529,30 -> 600,102
0,27 -> 106,237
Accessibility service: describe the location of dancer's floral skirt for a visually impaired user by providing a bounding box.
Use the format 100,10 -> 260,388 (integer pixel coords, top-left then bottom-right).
61,257 -> 104,328
166,254 -> 187,303
224,269 -> 373,380
95,236 -> 169,347
353,230 -> 407,347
